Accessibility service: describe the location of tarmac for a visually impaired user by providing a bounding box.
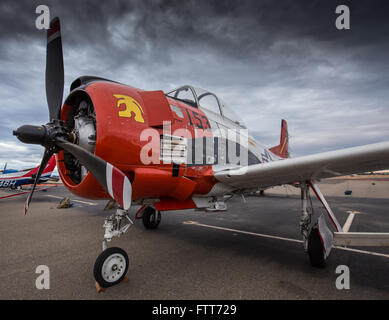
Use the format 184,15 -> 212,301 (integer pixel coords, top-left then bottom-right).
0,178 -> 388,299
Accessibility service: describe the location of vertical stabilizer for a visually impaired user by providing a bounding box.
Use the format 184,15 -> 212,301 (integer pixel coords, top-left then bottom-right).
269,119 -> 289,158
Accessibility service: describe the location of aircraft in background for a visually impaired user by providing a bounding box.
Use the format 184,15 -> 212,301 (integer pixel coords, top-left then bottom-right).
13,17 -> 389,291
0,162 -> 26,174
0,156 -> 56,189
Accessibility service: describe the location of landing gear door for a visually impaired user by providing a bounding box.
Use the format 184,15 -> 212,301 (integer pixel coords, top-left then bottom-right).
317,214 -> 334,258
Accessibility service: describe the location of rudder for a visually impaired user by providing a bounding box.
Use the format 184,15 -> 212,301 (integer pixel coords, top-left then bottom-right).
269,119 -> 289,158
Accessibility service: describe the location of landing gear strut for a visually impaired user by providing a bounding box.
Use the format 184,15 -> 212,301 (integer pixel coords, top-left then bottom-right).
93,208 -> 133,291
299,182 -> 312,253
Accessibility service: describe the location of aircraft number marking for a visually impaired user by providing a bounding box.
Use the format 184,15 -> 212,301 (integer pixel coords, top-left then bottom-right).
185,109 -> 211,130
0,180 -> 17,187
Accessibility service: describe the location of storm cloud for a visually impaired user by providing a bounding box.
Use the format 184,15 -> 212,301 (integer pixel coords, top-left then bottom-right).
1,0 -> 389,168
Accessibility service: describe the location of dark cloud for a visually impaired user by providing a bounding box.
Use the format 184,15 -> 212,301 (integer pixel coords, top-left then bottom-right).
1,0 -> 389,168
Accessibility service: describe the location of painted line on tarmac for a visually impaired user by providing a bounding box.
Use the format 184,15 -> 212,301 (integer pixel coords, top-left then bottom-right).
183,221 -> 302,244
45,194 -> 98,206
0,186 -> 53,200
342,211 -> 359,233
183,221 -> 389,259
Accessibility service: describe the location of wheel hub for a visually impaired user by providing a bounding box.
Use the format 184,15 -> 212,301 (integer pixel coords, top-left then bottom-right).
101,253 -> 126,282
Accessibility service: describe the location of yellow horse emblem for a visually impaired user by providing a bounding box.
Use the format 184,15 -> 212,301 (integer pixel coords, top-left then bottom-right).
114,94 -> 145,123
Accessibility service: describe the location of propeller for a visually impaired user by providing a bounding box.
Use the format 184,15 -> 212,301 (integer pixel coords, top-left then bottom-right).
13,17 -> 132,214
45,17 -> 64,122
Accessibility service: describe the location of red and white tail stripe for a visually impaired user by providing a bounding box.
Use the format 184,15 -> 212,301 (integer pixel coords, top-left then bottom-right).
106,163 -> 132,210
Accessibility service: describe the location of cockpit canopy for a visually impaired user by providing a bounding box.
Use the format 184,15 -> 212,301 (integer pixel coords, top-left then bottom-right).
165,85 -> 246,128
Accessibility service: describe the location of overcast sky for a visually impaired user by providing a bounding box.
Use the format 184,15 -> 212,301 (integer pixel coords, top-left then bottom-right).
1,0 -> 389,169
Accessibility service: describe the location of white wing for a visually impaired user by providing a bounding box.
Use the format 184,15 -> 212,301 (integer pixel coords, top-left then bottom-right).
215,141 -> 389,189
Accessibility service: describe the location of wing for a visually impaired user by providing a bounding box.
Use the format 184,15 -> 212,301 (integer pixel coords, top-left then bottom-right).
215,141 -> 389,189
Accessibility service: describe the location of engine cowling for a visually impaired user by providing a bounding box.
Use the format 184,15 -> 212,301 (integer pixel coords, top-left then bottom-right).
56,78 -> 214,201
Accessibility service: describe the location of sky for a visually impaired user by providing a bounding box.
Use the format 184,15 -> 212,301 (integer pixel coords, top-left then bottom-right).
1,0 -> 389,169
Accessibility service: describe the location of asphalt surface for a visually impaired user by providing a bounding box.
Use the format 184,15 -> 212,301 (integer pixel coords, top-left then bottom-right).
0,184 -> 388,299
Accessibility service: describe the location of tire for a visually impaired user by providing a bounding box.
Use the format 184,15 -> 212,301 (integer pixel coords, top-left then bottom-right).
308,227 -> 326,268
94,247 -> 129,288
142,206 -> 161,229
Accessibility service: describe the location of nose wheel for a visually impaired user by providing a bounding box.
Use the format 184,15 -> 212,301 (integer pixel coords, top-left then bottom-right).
94,247 -> 129,288
94,208 -> 133,291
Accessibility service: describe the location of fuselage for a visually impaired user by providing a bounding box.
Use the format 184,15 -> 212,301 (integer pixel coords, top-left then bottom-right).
57,80 -> 285,209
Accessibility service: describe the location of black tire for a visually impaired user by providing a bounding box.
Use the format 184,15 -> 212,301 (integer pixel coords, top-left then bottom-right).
93,247 -> 129,288
142,206 -> 161,229
308,227 -> 326,268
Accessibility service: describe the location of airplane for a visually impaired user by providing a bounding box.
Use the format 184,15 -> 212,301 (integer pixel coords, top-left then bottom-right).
0,156 -> 56,190
1,163 -> 13,174
13,17 -> 389,290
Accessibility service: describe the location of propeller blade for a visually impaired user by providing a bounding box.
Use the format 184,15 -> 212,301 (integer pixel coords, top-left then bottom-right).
19,17 -> 131,213
46,17 -> 64,121
24,149 -> 53,214
56,139 -> 132,210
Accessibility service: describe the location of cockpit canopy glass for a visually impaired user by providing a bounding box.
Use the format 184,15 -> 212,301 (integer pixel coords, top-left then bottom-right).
165,86 -> 197,108
165,85 -> 246,128
221,103 -> 247,128
193,87 -> 221,115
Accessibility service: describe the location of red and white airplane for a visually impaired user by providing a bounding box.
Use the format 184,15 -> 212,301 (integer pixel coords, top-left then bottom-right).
0,156 -> 56,190
13,17 -> 389,289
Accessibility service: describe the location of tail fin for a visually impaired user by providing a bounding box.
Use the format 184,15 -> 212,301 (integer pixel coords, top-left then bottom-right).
269,119 -> 289,158
28,156 -> 56,176
42,156 -> 56,174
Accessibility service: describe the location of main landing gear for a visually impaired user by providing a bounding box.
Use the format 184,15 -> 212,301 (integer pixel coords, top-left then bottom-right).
93,208 -> 133,292
299,181 -> 341,268
135,205 -> 161,229
299,182 -> 323,267
142,206 -> 161,229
